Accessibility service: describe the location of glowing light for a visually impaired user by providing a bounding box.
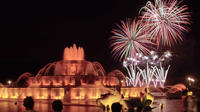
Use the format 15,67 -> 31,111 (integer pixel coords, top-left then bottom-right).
150,51 -> 156,55
140,0 -> 191,48
187,77 -> 195,82
7,80 -> 12,85
164,51 -> 172,58
54,96 -> 63,99
152,55 -> 158,60
187,91 -> 193,96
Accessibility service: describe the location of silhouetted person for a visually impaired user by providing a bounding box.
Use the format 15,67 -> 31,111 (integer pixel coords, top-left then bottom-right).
111,103 -> 122,112
23,96 -> 35,112
52,100 -> 63,112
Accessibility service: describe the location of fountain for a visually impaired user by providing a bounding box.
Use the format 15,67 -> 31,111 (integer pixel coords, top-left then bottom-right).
0,44 -> 144,104
63,44 -> 84,61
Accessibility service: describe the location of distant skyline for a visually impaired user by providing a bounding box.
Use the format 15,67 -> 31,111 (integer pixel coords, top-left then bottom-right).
0,0 -> 199,84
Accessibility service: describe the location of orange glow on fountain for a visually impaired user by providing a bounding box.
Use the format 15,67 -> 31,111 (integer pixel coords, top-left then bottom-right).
63,44 -> 84,61
0,44 -> 144,104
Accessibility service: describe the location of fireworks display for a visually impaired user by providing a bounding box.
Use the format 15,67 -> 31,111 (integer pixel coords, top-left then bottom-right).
110,19 -> 153,62
123,51 -> 171,87
109,0 -> 191,88
139,0 -> 190,47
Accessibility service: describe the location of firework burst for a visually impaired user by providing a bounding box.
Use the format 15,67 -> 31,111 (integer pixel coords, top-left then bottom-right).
123,51 -> 172,88
140,0 -> 191,48
110,19 -> 154,62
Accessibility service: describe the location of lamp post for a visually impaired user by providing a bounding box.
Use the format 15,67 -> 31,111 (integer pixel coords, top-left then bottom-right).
187,77 -> 195,93
186,77 -> 197,112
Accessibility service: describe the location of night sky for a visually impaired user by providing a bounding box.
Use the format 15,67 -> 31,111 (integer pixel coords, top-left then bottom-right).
0,0 -> 199,84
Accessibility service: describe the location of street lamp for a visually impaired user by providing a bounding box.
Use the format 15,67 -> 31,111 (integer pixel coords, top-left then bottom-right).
7,80 -> 12,86
187,77 -> 195,91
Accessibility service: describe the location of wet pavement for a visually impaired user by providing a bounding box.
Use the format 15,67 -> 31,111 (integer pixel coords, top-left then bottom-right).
152,98 -> 184,112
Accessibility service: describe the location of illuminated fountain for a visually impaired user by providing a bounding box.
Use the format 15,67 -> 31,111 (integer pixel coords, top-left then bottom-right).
0,44 -> 144,104
63,44 -> 84,61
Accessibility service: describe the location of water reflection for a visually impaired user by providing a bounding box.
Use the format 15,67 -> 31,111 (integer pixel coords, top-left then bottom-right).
153,99 -> 184,112
0,100 -> 99,112
0,99 -> 184,112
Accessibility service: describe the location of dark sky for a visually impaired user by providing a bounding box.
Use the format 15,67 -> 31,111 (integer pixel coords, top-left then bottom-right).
0,0 -> 199,84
